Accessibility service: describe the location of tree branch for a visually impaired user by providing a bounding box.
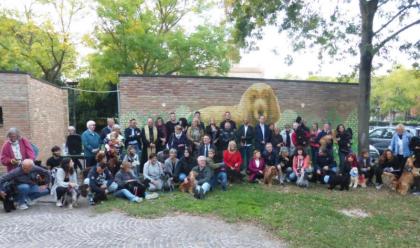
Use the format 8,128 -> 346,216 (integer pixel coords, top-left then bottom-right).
374,18 -> 420,54
374,3 -> 419,35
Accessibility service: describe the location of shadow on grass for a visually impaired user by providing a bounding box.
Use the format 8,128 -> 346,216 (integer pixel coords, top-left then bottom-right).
96,183 -> 420,248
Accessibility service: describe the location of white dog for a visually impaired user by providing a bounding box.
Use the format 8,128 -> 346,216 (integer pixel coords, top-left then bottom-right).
349,167 -> 359,189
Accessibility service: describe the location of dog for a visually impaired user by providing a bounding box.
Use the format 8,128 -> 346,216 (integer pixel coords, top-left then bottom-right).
396,157 -> 420,195
125,179 -> 150,198
1,182 -> 17,212
179,171 -> 198,194
199,83 -> 281,125
349,167 -> 359,188
263,166 -> 278,186
296,169 -> 309,188
327,173 -> 350,191
319,130 -> 336,152
61,189 -> 79,209
161,174 -> 175,192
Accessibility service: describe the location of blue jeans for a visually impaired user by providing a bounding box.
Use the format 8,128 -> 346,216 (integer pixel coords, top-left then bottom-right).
17,184 -> 49,205
178,173 -> 187,182
288,168 -> 313,182
210,171 -> 227,191
196,182 -> 211,195
113,189 -> 138,202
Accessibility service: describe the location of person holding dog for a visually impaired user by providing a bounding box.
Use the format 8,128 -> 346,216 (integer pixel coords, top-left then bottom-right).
375,149 -> 400,189
0,159 -> 50,210
52,158 -> 79,208
174,149 -> 196,182
114,161 -> 144,203
192,156 -> 213,199
207,149 -> 227,191
86,161 -> 118,205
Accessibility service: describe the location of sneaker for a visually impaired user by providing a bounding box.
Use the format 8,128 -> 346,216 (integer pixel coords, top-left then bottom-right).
198,188 -> 205,200
56,201 -> 63,207
145,192 -> 159,200
68,204 -> 73,209
412,192 -> 420,196
132,197 -> 143,203
26,198 -> 37,206
376,184 -> 383,190
18,204 -> 29,210
89,198 -> 95,206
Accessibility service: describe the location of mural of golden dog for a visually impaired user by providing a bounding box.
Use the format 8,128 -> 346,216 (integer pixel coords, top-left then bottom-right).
199,83 -> 281,125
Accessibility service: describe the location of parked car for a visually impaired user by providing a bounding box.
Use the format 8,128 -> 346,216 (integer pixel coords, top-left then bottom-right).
369,145 -> 380,166
369,126 -> 417,154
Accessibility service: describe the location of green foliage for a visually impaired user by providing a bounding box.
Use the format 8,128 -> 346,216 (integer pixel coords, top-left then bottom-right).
371,67 -> 420,117
276,109 -> 298,128
97,184 -> 420,247
344,109 -> 359,152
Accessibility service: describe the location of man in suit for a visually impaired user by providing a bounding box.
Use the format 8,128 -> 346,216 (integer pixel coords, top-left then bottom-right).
255,115 -> 271,153
236,118 -> 254,172
124,119 -> 142,158
198,135 -> 215,158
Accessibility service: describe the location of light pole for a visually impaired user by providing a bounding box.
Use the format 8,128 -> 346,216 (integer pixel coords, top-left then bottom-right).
66,81 -> 79,127
376,106 -> 380,127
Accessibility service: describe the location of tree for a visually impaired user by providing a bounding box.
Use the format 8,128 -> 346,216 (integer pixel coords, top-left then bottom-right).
227,0 -> 420,151
86,0 -> 239,85
0,0 -> 83,84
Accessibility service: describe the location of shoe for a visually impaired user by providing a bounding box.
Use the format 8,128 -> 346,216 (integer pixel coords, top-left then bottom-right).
132,197 -> 143,203
68,204 -> 73,209
145,192 -> 159,200
375,184 -> 383,190
198,188 -> 205,200
56,201 -> 63,207
26,198 -> 37,206
89,198 -> 95,206
18,204 -> 29,210
412,192 -> 420,196
193,188 -> 199,199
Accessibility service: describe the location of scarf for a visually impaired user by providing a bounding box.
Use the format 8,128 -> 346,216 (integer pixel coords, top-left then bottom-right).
144,125 -> 158,155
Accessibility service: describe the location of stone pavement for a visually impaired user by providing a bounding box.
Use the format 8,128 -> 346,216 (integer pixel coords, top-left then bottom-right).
0,197 -> 286,248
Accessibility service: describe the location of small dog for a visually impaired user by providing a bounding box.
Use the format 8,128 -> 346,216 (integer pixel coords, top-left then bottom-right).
327,173 -> 350,191
296,169 -> 309,188
263,166 -> 278,186
61,189 -> 78,209
349,167 -> 359,188
179,171 -> 198,194
1,182 -> 17,212
161,174 -> 175,192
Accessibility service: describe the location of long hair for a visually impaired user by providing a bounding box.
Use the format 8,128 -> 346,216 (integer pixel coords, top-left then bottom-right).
61,158 -> 74,175
294,146 -> 306,157
379,149 -> 394,164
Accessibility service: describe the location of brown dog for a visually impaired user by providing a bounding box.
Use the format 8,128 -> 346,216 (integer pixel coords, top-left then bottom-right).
179,171 -> 198,194
383,157 -> 420,195
263,166 -> 278,186
199,83 -> 281,126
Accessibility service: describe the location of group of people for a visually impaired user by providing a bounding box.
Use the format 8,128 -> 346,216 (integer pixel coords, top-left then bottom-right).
1,111 -> 419,211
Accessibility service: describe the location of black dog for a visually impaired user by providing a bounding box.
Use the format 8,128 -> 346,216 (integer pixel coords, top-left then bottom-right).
1,182 -> 18,212
327,173 -> 350,191
125,178 -> 150,198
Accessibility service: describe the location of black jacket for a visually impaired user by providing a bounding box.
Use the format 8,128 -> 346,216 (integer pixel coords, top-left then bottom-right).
198,144 -> 216,157
124,127 -> 142,149
236,125 -> 255,146
66,134 -> 82,155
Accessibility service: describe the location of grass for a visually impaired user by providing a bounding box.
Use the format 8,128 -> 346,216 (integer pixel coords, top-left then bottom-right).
96,183 -> 420,248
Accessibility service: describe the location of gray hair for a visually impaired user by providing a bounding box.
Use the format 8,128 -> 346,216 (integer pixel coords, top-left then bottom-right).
197,155 -> 206,161
7,127 -> 21,139
280,147 -> 289,155
86,120 -> 95,128
68,126 -> 76,131
169,148 -> 177,154
112,124 -> 121,130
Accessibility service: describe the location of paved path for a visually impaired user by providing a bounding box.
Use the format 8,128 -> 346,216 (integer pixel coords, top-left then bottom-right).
0,199 -> 286,248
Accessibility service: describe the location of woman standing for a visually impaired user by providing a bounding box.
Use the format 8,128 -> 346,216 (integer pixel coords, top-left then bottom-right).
155,117 -> 168,153
205,118 -> 220,147
187,118 -> 204,156
1,128 -> 35,172
335,124 -> 352,172
389,124 -> 412,171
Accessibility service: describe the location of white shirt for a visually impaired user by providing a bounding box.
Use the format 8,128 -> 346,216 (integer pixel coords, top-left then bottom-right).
397,138 -> 403,155
260,124 -> 265,140
255,159 -> 260,168
244,125 -> 248,136
11,142 -> 22,160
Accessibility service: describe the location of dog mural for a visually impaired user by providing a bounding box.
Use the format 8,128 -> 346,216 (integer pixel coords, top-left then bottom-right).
199,83 -> 281,125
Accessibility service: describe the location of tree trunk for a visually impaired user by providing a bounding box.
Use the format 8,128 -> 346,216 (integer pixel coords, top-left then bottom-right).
358,0 -> 378,153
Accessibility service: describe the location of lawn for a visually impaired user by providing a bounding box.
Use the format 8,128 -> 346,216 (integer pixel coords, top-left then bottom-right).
96,183 -> 420,248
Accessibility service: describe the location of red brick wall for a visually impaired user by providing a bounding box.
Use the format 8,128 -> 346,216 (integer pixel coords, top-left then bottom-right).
0,72 -> 68,165
119,75 -> 359,129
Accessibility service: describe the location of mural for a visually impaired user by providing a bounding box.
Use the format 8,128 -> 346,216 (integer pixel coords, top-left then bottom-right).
199,83 -> 281,125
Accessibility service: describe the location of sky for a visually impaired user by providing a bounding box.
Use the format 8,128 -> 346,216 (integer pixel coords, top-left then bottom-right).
1,0 -> 418,79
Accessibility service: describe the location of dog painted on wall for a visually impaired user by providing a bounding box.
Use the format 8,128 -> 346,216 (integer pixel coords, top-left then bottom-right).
199,83 -> 281,125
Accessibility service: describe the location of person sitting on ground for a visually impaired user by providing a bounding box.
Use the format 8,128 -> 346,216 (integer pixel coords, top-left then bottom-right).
316,149 -> 337,183
262,142 -> 280,170
223,140 -> 243,183
247,150 -> 266,183
1,128 -> 35,172
52,158 -> 79,208
207,149 -> 227,191
123,145 -> 141,176
114,161 -> 143,203
191,156 -> 213,199
278,147 -> 293,184
0,159 -> 50,210
163,149 -> 179,178
174,149 -> 197,183
143,153 -> 164,192
168,125 -> 188,158
219,122 -> 236,151
358,149 -> 374,186
86,157 -> 117,205
289,146 -> 311,182
375,149 -> 400,189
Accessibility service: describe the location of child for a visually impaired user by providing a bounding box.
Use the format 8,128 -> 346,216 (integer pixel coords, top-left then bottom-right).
247,150 -> 265,183
123,145 -> 141,176
358,149 -> 373,186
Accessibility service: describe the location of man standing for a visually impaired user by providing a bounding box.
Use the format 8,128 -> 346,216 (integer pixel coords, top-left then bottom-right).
255,115 -> 271,152
281,124 -> 294,155
1,128 -> 35,172
219,111 -> 237,130
199,135 -> 215,157
236,118 -> 254,172
191,156 -> 213,199
100,118 -> 115,143
124,119 -> 142,157
165,112 -> 178,138
141,118 -> 158,167
66,126 -> 83,172
0,159 -> 50,210
81,120 -> 101,168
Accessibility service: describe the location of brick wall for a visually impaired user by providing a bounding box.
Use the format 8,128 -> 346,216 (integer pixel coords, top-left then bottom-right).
0,72 -> 69,164
119,75 -> 359,130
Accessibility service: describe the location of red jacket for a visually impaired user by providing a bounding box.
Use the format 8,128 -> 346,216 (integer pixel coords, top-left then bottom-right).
292,155 -> 310,175
223,150 -> 243,171
248,158 -> 266,174
1,138 -> 35,172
